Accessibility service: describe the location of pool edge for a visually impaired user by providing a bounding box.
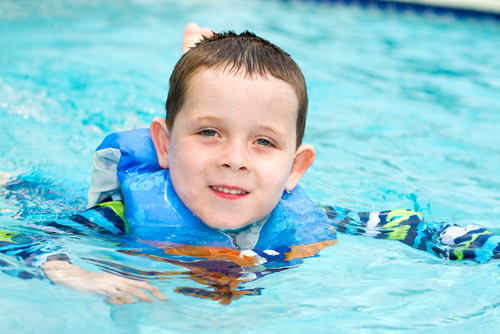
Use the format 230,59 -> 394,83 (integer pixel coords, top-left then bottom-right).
378,0 -> 500,14
294,0 -> 500,20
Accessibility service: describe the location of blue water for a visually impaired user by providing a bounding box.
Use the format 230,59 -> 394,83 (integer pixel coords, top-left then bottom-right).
1,0 -> 500,332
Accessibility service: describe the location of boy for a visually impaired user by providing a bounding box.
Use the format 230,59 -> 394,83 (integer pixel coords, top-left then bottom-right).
40,23 -> 321,304
4,24 -> 500,305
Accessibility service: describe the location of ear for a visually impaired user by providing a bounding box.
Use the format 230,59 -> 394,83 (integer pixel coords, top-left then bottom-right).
150,117 -> 171,169
285,144 -> 316,191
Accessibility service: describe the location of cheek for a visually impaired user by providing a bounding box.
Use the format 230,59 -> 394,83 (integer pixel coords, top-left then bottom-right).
261,154 -> 295,190
169,141 -> 213,185
169,140 -> 196,170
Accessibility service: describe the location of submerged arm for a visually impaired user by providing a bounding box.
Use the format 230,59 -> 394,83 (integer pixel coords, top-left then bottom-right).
41,260 -> 168,304
324,206 -> 500,263
0,203 -> 167,303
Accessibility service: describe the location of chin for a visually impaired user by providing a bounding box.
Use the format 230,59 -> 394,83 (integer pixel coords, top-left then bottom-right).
201,216 -> 254,230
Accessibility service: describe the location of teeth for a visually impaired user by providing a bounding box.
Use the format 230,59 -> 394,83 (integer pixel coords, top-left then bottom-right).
213,186 -> 246,195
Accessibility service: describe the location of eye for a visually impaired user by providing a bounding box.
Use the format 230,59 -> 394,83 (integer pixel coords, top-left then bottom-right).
255,138 -> 274,147
201,130 -> 218,137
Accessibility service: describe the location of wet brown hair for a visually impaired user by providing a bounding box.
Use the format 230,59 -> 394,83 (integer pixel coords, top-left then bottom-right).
166,31 -> 308,148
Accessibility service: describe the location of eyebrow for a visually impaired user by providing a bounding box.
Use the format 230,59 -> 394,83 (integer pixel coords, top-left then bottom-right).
256,125 -> 284,139
191,116 -> 223,124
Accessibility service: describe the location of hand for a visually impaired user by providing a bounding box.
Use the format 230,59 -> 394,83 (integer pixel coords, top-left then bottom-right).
42,260 -> 168,304
182,22 -> 213,53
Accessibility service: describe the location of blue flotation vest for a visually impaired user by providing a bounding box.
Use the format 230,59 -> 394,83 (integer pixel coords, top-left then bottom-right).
88,129 -> 337,257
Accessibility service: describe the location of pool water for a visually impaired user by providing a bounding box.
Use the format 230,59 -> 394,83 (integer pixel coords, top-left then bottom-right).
1,0 -> 500,332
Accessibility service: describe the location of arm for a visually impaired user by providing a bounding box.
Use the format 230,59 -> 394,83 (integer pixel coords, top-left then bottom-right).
41,260 -> 168,304
324,205 -> 500,263
0,227 -> 167,303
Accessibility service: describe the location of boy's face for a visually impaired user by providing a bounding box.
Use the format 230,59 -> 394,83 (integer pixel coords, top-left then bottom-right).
152,69 -> 314,230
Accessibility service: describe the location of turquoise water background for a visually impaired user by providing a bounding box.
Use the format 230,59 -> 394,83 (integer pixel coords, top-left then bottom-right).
1,0 -> 500,332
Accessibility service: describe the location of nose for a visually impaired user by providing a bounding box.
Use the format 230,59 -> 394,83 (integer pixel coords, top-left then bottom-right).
217,139 -> 250,172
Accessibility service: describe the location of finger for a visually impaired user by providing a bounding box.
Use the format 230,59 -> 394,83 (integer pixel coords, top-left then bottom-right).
148,286 -> 169,302
105,297 -> 126,305
106,293 -> 137,305
121,286 -> 154,303
126,280 -> 169,302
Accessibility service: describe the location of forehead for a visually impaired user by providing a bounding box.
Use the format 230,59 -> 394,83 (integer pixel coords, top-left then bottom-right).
183,68 -> 299,118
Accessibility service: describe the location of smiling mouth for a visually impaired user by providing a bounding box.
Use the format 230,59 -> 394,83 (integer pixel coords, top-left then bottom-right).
210,186 -> 248,195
